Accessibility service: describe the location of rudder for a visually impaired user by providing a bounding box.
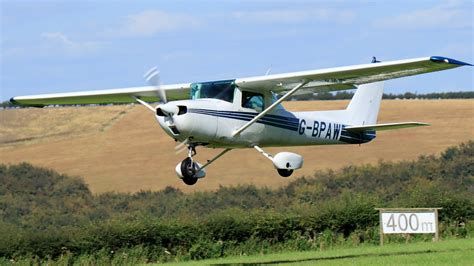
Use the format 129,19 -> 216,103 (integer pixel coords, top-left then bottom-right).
346,82 -> 384,125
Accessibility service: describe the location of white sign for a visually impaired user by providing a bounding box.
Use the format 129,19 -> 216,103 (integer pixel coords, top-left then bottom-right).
381,212 -> 437,234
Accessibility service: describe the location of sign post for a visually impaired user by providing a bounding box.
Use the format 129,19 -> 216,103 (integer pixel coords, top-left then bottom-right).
375,208 -> 441,246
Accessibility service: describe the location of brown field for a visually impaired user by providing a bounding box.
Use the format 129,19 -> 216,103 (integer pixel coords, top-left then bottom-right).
1,99 -> 473,194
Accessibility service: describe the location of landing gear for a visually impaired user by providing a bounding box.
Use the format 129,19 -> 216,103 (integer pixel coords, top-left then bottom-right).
277,168 -> 293,177
180,157 -> 198,185
253,146 -> 302,178
175,145 -> 231,185
179,146 -> 199,186
182,176 -> 198,185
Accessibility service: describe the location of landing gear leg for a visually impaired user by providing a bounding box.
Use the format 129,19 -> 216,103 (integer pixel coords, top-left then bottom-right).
180,145 -> 198,185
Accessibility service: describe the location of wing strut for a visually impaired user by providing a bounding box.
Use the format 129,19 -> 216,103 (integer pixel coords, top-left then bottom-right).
196,148 -> 232,171
232,81 -> 308,136
134,97 -> 155,112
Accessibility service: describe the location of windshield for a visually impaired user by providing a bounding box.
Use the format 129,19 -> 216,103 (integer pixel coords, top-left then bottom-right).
191,80 -> 235,102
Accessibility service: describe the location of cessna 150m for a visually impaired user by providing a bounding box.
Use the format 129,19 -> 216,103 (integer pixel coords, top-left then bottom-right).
11,56 -> 472,185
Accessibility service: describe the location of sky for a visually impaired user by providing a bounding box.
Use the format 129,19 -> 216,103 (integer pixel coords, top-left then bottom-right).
1,0 -> 473,101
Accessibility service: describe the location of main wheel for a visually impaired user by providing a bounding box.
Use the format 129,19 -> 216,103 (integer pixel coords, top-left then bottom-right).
180,157 -> 198,185
277,168 -> 293,177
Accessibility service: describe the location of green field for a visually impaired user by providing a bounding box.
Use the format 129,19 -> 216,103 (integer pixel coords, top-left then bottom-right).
162,238 -> 473,266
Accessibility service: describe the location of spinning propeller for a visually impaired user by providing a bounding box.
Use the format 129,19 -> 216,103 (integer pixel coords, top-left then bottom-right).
143,66 -> 178,117
143,66 -> 188,154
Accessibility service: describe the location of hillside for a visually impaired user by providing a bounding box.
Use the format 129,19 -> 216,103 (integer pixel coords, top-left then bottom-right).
1,99 -> 473,193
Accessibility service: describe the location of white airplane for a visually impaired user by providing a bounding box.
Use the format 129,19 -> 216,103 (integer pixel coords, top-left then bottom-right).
11,56 -> 472,185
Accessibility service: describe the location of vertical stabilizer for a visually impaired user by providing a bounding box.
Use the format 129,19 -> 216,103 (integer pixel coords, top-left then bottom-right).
346,81 -> 384,125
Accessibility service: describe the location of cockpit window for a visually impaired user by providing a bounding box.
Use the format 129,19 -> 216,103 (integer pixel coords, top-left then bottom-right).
242,91 -> 264,112
191,80 -> 235,103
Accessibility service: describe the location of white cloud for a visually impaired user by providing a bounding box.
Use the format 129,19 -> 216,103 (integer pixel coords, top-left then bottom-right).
41,32 -> 98,55
111,10 -> 201,37
231,9 -> 356,24
374,1 -> 472,30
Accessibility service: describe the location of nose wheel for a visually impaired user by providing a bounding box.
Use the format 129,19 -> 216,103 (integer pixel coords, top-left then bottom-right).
176,145 -> 232,186
180,157 -> 198,185
179,145 -> 199,186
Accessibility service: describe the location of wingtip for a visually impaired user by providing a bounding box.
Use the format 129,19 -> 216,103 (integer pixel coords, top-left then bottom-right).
9,97 -> 18,105
9,97 -> 45,108
430,56 -> 473,66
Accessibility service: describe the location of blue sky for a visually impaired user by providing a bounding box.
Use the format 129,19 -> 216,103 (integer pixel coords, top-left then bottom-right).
1,0 -> 472,100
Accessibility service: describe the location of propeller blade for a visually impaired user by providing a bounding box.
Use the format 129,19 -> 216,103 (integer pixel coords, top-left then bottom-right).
175,138 -> 189,154
159,103 -> 179,115
144,66 -> 167,104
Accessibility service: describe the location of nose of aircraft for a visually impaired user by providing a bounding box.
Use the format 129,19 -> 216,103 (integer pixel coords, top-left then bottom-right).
156,103 -> 189,138
156,102 -> 179,117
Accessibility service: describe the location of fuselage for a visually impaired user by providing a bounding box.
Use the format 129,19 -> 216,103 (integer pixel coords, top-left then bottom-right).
156,98 -> 375,149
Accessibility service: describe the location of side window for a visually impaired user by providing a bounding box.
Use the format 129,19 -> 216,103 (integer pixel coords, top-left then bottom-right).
191,83 -> 201,100
242,91 -> 264,112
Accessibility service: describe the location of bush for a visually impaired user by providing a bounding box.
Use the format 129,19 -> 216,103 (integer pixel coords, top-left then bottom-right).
0,142 -> 472,262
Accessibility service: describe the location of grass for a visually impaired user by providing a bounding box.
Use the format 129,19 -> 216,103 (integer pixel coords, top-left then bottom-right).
1,100 -> 473,193
0,105 -> 130,145
161,238 -> 474,265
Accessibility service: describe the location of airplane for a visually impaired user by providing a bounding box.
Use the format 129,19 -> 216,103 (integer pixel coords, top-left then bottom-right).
10,56 -> 472,185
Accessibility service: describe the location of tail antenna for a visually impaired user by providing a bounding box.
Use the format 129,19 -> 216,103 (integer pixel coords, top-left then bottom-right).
371,56 -> 381,63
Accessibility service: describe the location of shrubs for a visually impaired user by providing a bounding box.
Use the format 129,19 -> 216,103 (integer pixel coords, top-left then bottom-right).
0,142 -> 472,262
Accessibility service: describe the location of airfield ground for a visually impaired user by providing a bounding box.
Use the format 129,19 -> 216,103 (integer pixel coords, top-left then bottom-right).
1,99 -> 473,193
162,238 -> 474,266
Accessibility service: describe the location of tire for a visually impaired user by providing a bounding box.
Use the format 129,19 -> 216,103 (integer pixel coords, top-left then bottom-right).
180,157 -> 196,178
180,157 -> 198,185
182,177 -> 198,185
277,168 -> 293,177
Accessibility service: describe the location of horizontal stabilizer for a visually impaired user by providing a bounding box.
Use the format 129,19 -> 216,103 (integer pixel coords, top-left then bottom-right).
345,122 -> 429,132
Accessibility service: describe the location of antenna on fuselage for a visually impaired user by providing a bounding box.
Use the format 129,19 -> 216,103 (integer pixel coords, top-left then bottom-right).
371,56 -> 381,63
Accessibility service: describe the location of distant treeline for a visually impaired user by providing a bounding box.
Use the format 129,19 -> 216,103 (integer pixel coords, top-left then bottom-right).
0,142 -> 473,263
2,91 -> 473,108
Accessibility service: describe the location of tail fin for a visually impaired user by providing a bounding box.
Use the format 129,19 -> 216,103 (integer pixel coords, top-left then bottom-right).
346,81 -> 384,125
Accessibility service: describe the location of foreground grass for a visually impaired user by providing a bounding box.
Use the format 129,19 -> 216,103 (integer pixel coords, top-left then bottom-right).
162,238 -> 473,265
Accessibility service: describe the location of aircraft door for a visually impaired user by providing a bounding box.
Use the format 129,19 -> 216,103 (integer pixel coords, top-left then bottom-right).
216,89 -> 266,145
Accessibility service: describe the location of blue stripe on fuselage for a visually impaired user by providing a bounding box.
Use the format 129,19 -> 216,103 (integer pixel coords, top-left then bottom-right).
188,108 -> 299,131
188,109 -> 377,142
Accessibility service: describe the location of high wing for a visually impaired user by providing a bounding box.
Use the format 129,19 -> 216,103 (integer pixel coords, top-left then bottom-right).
10,83 -> 191,107
10,56 -> 471,107
236,56 -> 472,95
